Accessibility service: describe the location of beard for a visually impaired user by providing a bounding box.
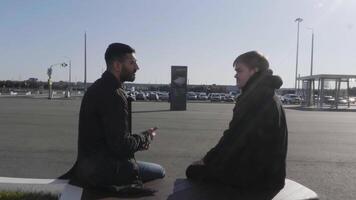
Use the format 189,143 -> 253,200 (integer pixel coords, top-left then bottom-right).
126,74 -> 136,82
121,68 -> 136,82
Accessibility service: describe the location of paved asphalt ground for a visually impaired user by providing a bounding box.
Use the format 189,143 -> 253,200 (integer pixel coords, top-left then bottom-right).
0,97 -> 355,199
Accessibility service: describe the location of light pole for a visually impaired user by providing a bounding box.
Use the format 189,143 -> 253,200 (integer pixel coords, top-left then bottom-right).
294,18 -> 303,94
308,28 -> 315,106
307,28 -> 314,76
84,32 -> 87,92
63,57 -> 72,98
47,67 -> 53,99
47,62 -> 67,99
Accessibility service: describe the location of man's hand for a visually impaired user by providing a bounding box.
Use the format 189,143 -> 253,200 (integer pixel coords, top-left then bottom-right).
139,127 -> 158,151
145,127 -> 158,140
142,143 -> 150,150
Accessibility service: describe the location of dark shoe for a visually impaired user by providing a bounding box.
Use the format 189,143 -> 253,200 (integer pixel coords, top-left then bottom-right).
107,182 -> 157,197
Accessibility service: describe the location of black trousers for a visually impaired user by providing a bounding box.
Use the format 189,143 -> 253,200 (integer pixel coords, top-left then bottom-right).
185,164 -> 281,200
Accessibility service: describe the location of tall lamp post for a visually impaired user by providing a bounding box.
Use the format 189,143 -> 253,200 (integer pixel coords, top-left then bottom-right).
63,57 -> 72,98
294,18 -> 303,94
47,62 -> 68,99
308,28 -> 315,106
307,28 -> 314,76
84,32 -> 87,92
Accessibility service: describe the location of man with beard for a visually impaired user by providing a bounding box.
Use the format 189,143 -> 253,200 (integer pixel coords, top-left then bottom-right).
60,43 -> 165,193
186,51 -> 287,199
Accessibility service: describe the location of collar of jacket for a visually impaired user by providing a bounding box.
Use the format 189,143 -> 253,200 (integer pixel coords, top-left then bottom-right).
235,70 -> 282,114
240,70 -> 282,94
101,70 -> 123,89
240,71 -> 266,94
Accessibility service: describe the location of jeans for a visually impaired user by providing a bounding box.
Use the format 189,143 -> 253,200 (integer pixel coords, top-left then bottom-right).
137,161 -> 165,183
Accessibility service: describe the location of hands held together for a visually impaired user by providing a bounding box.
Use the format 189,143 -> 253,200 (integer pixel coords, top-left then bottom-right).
140,127 -> 158,150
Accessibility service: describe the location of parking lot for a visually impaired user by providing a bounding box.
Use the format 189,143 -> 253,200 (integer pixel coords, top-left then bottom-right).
0,97 -> 356,199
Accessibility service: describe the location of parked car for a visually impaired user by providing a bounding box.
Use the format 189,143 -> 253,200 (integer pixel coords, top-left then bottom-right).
135,92 -> 147,100
282,94 -> 302,104
210,93 -> 222,102
229,91 -> 239,97
324,96 -> 335,104
10,91 -> 18,96
338,97 -> 348,104
198,93 -> 208,100
224,94 -> 235,102
187,92 -> 198,100
148,92 -> 159,101
157,92 -> 169,101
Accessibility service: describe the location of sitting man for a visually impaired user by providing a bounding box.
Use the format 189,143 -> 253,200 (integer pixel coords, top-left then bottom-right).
60,43 -> 165,193
186,51 -> 288,198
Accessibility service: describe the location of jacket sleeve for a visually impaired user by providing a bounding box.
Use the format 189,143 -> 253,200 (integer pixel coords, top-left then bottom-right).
203,102 -> 245,165
99,91 -> 149,157
204,90 -> 282,184
203,129 -> 230,164
227,97 -> 284,187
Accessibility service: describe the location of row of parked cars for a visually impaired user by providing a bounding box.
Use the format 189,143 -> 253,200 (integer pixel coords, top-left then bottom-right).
126,91 -> 239,102
279,94 -> 303,104
321,96 -> 356,105
126,91 -> 169,101
278,94 -> 356,105
180,92 -> 237,102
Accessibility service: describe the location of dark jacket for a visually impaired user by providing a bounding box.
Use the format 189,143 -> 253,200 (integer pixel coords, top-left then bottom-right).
60,71 -> 149,187
203,70 -> 288,191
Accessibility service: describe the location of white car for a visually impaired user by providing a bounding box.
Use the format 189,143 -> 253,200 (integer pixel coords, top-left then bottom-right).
198,93 -> 208,100
157,92 -> 169,101
282,94 -> 302,104
210,93 -> 222,102
187,92 -> 198,100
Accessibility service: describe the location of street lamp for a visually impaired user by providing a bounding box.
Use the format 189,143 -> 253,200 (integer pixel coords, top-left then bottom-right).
307,28 -> 314,76
307,28 -> 315,106
84,32 -> 87,92
294,17 -> 303,93
47,62 -> 67,99
47,67 -> 53,99
63,57 -> 72,98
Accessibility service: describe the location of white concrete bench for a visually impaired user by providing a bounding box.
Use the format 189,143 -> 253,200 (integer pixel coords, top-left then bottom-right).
0,177 -> 317,200
59,183 -> 83,200
273,179 -> 318,200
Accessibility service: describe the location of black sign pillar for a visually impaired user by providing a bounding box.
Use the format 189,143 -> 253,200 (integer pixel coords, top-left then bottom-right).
170,66 -> 187,111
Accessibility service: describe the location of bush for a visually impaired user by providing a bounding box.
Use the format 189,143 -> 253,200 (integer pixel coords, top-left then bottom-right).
0,191 -> 58,200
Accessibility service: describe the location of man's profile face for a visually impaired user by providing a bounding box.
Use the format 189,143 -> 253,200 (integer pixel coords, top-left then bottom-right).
120,53 -> 139,82
234,63 -> 256,89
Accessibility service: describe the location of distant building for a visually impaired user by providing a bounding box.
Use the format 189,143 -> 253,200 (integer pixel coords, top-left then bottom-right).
298,74 -> 356,109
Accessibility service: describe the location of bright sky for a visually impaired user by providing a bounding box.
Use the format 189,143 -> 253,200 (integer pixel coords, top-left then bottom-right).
1,0 -> 356,88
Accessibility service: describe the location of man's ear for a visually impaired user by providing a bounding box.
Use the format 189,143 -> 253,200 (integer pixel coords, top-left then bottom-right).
249,68 -> 258,75
112,60 -> 122,73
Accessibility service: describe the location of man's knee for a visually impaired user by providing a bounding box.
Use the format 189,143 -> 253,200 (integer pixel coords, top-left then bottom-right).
137,161 -> 165,182
156,164 -> 165,179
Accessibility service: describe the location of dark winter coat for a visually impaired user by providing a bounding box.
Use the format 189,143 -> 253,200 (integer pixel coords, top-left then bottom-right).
203,70 -> 288,191
60,71 -> 149,187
